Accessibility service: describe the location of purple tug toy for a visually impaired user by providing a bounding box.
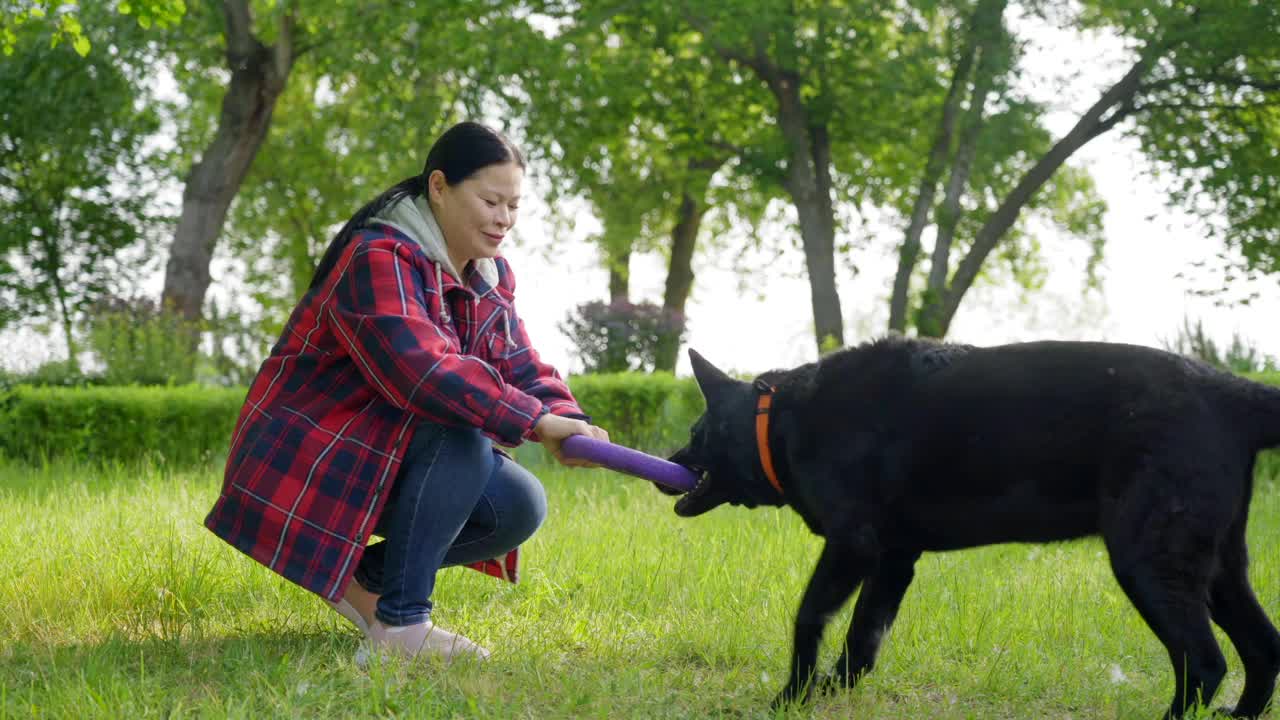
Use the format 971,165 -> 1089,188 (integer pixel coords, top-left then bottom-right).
560,435 -> 699,493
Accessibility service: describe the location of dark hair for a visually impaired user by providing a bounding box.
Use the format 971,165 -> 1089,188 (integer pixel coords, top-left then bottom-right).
306,121 -> 525,291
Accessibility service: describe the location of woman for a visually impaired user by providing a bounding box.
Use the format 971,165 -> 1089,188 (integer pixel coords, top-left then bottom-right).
205,121 -> 608,661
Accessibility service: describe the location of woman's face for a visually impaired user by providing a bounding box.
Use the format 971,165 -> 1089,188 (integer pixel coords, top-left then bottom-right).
429,162 -> 522,269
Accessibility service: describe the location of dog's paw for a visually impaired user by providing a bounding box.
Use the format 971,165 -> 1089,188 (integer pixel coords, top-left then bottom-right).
771,683 -> 812,710
816,671 -> 856,694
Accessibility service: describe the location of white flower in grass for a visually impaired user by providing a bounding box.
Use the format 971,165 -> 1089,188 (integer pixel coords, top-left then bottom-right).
1109,664 -> 1129,684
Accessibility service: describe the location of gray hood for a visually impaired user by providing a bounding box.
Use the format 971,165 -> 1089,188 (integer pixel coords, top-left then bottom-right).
370,194 -> 498,288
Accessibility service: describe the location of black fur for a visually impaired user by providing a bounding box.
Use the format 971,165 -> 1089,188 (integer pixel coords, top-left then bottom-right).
669,337 -> 1280,719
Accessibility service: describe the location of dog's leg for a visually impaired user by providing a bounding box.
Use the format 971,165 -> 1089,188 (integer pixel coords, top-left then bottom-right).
1105,522 -> 1226,718
830,549 -> 921,689
1111,563 -> 1224,719
774,541 -> 868,708
1208,517 -> 1280,719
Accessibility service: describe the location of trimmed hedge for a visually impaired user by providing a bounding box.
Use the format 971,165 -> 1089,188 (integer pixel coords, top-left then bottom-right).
6,372 -> 1277,483
0,385 -> 246,466
0,375 -> 705,466
565,372 -> 704,455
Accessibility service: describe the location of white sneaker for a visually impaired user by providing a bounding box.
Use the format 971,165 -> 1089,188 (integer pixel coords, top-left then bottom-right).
357,619 -> 491,666
328,598 -> 370,635
326,578 -> 378,634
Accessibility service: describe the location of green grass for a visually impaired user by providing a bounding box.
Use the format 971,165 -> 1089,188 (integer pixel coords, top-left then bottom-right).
2,459 -> 1279,719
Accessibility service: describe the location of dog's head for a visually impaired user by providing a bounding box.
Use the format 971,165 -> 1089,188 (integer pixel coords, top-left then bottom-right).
667,349 -> 785,517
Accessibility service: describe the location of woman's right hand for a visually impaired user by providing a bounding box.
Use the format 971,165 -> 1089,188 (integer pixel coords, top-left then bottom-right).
534,413 -> 609,467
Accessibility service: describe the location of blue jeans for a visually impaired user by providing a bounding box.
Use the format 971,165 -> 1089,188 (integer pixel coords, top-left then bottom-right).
353,422 -> 547,627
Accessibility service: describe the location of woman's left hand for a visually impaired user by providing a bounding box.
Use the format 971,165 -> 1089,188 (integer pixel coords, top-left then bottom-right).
534,414 -> 610,467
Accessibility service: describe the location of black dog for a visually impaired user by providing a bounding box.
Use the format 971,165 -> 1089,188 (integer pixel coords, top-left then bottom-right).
667,338 -> 1280,719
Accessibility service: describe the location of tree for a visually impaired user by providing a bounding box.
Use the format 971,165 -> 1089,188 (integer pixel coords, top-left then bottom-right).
0,20 -> 167,368
507,6 -> 760,370
514,1 -> 946,355
889,0 -> 1005,333
905,0 -> 1280,338
889,0 -> 1109,337
1129,1 -> 1280,286
155,1 -> 510,324
156,0 -> 298,322
218,46 -> 469,328
1,0 -> 184,55
668,0 -> 950,352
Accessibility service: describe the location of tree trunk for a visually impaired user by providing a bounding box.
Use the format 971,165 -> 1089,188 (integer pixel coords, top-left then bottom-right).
607,245 -> 630,302
54,280 -> 75,370
768,70 -> 842,352
161,0 -> 295,322
922,52 -> 1153,337
41,230 -> 78,371
687,16 -> 842,352
655,189 -> 705,372
601,242 -> 630,372
888,10 -> 981,332
919,12 -> 1003,338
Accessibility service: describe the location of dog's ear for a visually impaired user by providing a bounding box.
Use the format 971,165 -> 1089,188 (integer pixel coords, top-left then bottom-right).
689,348 -> 733,404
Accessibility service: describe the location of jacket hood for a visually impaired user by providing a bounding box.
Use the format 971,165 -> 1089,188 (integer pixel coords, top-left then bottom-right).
370,194 -> 499,288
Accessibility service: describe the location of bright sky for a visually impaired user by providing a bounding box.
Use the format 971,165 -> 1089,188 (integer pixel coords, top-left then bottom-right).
3,12 -> 1277,379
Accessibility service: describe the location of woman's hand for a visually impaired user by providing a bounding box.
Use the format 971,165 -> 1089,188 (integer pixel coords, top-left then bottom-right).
534,413 -> 610,467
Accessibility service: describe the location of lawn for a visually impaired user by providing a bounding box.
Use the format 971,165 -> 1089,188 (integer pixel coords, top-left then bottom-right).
2,457 -> 1278,719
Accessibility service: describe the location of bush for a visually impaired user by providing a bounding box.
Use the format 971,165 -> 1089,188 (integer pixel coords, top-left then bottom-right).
6,371 -> 1280,486
197,298 -> 273,388
559,300 -> 686,374
1162,317 -> 1278,373
0,374 -> 705,466
0,384 -> 245,466
0,359 -> 90,390
566,372 -> 703,455
85,296 -> 199,386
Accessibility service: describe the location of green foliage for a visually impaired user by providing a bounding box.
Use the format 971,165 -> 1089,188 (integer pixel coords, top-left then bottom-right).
221,60 -> 462,323
115,0 -> 186,30
1161,316 -> 1279,374
0,15 -> 170,353
913,285 -> 946,339
0,373 -> 702,464
0,0 -> 185,55
85,296 -> 199,386
566,372 -> 702,454
0,384 -> 244,465
198,298 -> 272,388
896,0 -> 1113,336
1088,0 -> 1280,281
507,3 -> 774,280
559,301 -> 688,375
159,2 -> 516,317
0,360 -> 90,390
1249,370 -> 1280,388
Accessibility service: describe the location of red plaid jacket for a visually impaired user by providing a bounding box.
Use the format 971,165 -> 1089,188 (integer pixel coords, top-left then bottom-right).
204,224 -> 585,601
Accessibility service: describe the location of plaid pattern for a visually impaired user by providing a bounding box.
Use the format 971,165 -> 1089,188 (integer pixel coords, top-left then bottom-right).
205,224 -> 585,601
